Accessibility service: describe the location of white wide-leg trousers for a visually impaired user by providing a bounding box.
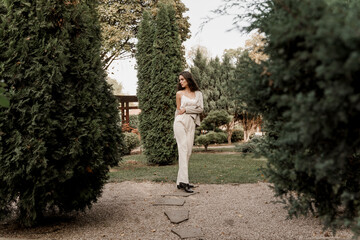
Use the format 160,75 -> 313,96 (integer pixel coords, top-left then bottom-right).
174,114 -> 196,185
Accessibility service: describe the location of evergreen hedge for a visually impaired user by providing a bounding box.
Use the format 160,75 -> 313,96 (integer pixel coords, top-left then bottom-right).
0,0 -> 123,226
136,4 -> 183,165
136,11 -> 154,151
234,0 -> 360,233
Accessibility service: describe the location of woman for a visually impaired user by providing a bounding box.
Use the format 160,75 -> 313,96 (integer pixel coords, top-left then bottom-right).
174,71 -> 203,193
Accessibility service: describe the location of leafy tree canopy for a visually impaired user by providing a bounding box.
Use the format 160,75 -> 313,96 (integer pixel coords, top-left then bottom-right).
99,0 -> 190,69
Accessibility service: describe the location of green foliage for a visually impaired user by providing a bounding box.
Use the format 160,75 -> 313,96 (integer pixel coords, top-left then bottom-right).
98,0 -> 190,69
233,51 -> 266,116
233,0 -> 360,234
236,136 -> 262,153
136,4 -> 183,165
231,130 -> 244,142
0,0 -> 124,227
0,5 -> 8,108
191,54 -> 237,115
195,131 -> 227,151
123,132 -> 140,155
190,49 -> 239,143
0,83 -> 9,108
129,115 -> 139,129
196,110 -> 231,150
190,48 -> 208,91
199,110 -> 231,131
136,11 -> 154,151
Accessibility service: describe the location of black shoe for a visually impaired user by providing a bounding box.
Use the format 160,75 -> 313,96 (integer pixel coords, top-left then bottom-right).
177,183 -> 195,189
178,182 -> 194,193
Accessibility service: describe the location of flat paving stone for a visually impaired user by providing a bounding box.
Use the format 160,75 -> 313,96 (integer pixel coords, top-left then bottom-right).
0,238 -> 30,240
153,198 -> 185,206
164,209 -> 189,224
171,227 -> 204,239
161,191 -> 198,197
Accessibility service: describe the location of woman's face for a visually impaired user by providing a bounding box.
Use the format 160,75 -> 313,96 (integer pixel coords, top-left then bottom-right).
179,75 -> 188,88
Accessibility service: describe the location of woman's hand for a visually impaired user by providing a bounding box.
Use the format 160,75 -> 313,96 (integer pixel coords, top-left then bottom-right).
178,108 -> 186,115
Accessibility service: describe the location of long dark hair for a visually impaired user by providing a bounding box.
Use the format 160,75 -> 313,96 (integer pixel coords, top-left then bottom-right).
177,71 -> 200,92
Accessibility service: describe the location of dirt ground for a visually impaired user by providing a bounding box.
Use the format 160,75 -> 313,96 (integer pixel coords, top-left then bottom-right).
0,181 -> 354,240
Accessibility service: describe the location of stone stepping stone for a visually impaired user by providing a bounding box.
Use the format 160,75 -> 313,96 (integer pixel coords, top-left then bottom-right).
161,191 -> 197,197
0,239 -> 29,240
171,227 -> 204,239
153,198 -> 185,206
164,209 -> 189,224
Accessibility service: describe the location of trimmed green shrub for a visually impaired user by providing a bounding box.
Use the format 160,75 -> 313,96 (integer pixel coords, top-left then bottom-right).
123,132 -> 140,155
199,110 -> 231,131
195,131 -> 227,151
0,0 -> 123,226
231,130 -> 244,142
236,136 -> 262,153
129,115 -> 139,129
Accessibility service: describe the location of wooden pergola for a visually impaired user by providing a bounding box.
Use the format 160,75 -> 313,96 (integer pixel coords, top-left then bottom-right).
115,95 -> 138,124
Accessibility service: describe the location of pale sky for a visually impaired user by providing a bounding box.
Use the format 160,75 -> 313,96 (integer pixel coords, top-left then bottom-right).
107,0 -> 249,95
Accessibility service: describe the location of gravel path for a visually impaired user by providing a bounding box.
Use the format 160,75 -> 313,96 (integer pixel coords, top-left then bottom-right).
0,181 -> 353,240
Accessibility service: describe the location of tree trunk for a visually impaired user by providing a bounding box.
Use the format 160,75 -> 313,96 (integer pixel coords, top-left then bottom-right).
244,130 -> 249,142
227,132 -> 233,144
226,119 -> 235,144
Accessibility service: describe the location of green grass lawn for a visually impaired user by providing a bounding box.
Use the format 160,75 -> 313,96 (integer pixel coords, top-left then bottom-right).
109,152 -> 267,184
192,147 -> 238,153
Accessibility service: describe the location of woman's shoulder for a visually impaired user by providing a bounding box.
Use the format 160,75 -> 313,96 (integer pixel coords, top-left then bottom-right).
176,90 -> 185,96
195,90 -> 203,96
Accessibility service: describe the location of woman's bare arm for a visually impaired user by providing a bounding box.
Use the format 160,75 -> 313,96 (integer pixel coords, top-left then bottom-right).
176,91 -> 186,115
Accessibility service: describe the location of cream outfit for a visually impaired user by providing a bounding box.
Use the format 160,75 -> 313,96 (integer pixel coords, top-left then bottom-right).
174,91 -> 203,185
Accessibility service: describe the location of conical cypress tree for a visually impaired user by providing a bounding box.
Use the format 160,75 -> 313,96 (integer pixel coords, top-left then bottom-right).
145,4 -> 183,165
0,0 -> 123,226
190,48 -> 208,90
136,11 -> 154,150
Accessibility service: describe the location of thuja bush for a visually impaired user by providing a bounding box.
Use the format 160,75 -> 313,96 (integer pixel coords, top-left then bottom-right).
136,4 -> 183,165
195,131 -> 227,151
231,130 -> 244,142
235,0 -> 360,233
0,0 -> 124,226
123,132 -> 140,155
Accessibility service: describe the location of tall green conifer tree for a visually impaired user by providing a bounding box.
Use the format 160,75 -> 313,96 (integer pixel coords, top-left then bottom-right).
231,0 -> 360,233
138,4 -> 183,165
190,49 -> 209,91
0,0 -> 123,226
136,11 -> 154,150
191,50 -> 237,143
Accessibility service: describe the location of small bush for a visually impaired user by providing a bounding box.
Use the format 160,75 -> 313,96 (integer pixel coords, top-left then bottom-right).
236,136 -> 263,153
195,131 -> 227,151
199,110 -> 231,131
231,130 -> 244,142
123,132 -> 140,155
129,115 -> 139,129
